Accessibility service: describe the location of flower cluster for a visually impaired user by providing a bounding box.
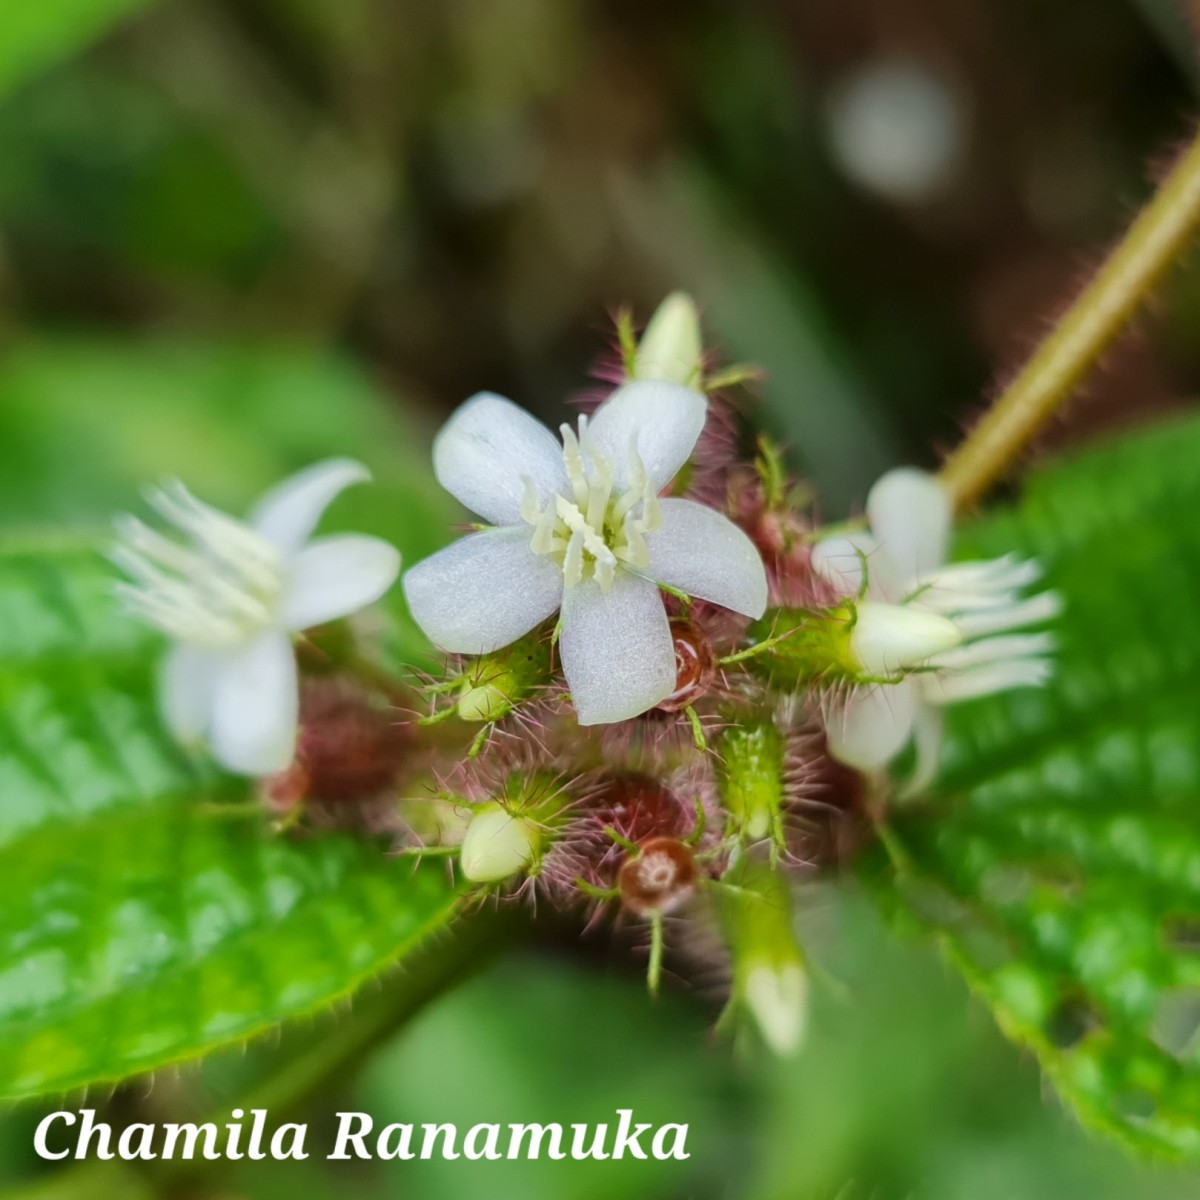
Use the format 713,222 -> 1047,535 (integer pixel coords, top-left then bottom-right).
113,294 -> 1060,1056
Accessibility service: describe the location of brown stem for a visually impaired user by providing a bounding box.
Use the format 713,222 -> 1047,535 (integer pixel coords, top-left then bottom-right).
940,127 -> 1200,509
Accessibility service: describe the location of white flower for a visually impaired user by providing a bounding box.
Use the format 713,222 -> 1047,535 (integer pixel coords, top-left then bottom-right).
812,467 -> 1060,790
114,459 -> 401,776
403,382 -> 768,724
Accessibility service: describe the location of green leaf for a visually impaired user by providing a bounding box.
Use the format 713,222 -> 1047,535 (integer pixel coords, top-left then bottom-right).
0,0 -> 154,102
0,540 -> 458,1100
876,413 -> 1200,1158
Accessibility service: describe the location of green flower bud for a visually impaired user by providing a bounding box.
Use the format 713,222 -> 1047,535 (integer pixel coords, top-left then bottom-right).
456,674 -> 515,723
744,603 -> 860,688
454,632 -> 553,724
716,720 -> 786,843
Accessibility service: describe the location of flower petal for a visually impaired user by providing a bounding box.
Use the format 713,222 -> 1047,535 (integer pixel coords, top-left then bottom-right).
209,632 -> 299,775
279,534 -> 401,631
927,632 -> 1055,672
248,458 -> 372,555
433,393 -> 568,525
584,381 -> 707,491
644,498 -> 767,617
923,657 -> 1053,704
866,468 -> 951,587
952,590 -> 1063,638
826,678 -> 918,770
402,527 -> 562,654
159,644 -> 219,746
920,554 -> 1042,595
559,571 -> 675,725
899,704 -> 945,799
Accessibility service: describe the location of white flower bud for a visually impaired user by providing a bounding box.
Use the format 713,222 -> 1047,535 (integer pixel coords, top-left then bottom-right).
633,292 -> 703,387
744,961 -> 808,1057
850,599 -> 962,677
459,802 -> 542,883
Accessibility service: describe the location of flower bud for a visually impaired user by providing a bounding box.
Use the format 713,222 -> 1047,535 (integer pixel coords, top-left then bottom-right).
455,632 -> 553,723
745,597 -> 963,690
632,292 -> 703,387
460,802 -> 543,883
716,720 -> 785,842
744,604 -> 860,689
261,678 -> 411,813
567,772 -> 699,897
850,600 -> 961,676
717,865 -> 808,1057
456,672 -> 517,723
583,772 -> 693,847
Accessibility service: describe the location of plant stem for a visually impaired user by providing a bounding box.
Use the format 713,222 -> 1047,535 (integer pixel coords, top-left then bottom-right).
940,128 -> 1200,509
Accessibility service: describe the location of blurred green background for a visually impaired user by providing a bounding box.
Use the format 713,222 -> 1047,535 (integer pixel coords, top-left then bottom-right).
4,0 -> 1200,1196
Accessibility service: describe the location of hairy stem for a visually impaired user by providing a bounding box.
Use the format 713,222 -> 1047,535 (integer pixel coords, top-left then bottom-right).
940,128 -> 1200,509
